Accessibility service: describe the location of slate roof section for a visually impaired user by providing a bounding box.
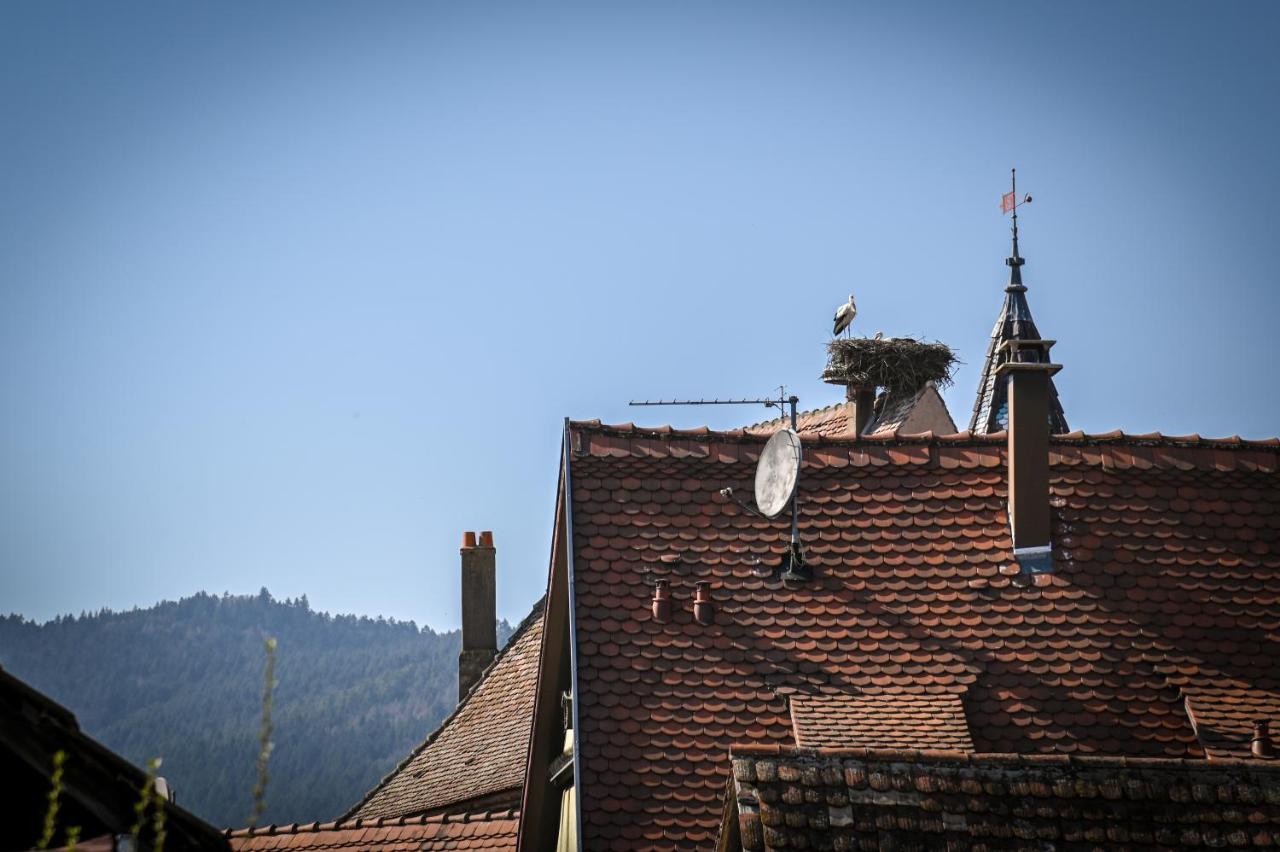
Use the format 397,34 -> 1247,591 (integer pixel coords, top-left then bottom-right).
969,279 -> 1069,435
789,694 -> 975,752
726,746 -> 1280,851
564,421 -> 1280,849
347,600 -> 543,820
226,807 -> 518,851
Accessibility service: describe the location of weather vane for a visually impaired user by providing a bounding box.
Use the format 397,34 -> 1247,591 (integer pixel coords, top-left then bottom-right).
1001,168 -> 1033,262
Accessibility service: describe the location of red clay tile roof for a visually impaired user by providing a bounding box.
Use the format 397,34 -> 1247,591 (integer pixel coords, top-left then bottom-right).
727,746 -> 1280,850
564,421 -> 1280,849
745,385 -> 955,440
226,807 -> 518,851
746,402 -> 858,439
1185,686 -> 1280,760
789,694 -> 974,751
346,601 -> 543,820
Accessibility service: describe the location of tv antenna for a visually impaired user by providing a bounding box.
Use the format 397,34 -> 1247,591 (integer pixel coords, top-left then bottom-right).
629,386 -> 799,429
628,387 -> 809,582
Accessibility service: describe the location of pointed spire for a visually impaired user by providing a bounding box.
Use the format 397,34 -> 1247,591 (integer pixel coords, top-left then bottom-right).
970,170 -> 1069,435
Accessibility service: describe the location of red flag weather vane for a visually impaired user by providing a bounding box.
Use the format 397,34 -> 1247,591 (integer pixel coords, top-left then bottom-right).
1001,168 -> 1032,214
1002,168 -> 1032,263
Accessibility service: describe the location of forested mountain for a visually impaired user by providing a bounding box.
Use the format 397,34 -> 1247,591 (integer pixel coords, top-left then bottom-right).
0,590 -> 514,828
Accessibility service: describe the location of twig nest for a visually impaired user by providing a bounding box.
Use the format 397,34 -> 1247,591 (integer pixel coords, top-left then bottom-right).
823,337 -> 956,391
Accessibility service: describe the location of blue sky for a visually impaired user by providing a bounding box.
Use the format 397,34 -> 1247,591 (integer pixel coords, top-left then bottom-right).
2,1 -> 1278,628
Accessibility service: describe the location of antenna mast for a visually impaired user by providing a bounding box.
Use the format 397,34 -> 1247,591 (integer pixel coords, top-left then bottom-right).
628,388 -> 808,582
628,387 -> 799,429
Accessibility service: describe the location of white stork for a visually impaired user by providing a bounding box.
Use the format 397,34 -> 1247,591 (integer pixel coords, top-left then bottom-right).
832,294 -> 857,337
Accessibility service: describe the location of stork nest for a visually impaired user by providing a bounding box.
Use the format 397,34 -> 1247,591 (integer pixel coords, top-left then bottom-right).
822,337 -> 957,391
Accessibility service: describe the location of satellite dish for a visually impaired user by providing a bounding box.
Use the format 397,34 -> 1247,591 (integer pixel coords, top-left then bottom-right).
755,428 -> 802,519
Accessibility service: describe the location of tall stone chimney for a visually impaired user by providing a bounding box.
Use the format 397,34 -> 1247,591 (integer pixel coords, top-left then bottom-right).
459,530 -> 497,701
997,338 -> 1062,567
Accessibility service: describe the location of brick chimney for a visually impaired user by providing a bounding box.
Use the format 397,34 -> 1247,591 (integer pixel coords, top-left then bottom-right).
459,530 -> 497,701
997,338 -> 1062,568
845,384 -> 876,438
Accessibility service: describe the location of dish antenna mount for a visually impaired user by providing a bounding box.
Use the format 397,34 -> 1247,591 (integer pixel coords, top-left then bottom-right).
628,388 -> 809,582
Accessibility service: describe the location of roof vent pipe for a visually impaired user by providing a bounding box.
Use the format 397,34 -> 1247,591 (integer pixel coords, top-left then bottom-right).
693,582 -> 714,625
998,339 -> 1062,568
651,579 -> 671,623
1253,720 -> 1274,758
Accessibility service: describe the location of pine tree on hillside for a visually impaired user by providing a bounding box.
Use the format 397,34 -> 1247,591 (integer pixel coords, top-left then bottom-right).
0,591 -> 514,827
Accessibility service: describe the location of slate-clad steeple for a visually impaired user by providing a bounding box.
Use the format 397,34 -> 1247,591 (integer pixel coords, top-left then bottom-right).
969,177 -> 1069,435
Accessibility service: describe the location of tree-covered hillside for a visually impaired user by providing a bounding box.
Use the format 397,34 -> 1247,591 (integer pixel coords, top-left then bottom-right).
0,590 -> 513,828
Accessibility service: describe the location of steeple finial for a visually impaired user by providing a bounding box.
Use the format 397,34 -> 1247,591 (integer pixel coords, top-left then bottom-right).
1000,168 -> 1032,292
971,170 -> 1068,436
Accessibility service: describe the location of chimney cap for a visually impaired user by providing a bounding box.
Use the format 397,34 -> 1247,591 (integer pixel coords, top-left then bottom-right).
478,530 -> 494,548
462,531 -> 478,548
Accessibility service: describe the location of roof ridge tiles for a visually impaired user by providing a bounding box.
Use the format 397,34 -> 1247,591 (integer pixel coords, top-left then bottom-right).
340,597 -> 546,821
731,744 -> 1280,771
569,418 -> 1280,450
224,806 -> 522,840
743,401 -> 849,432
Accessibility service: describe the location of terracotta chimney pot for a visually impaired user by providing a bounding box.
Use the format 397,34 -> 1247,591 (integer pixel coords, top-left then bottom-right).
651,579 -> 671,623
1253,720 -> 1274,758
693,581 -> 714,625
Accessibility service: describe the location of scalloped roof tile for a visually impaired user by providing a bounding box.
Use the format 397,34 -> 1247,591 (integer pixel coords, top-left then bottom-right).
346,601 -> 543,821
790,694 -> 975,751
563,420 -> 1280,849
